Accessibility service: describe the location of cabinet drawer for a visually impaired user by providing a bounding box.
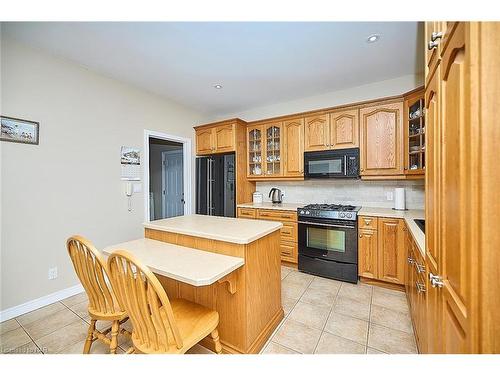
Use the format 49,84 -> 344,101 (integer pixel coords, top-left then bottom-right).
257,209 -> 297,222
237,207 -> 257,219
358,216 -> 378,230
280,222 -> 298,242
280,241 -> 297,261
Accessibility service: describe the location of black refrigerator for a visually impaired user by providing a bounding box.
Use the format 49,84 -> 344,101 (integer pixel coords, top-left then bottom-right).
196,153 -> 236,217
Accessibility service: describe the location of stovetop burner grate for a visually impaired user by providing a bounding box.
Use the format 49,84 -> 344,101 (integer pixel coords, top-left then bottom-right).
301,204 -> 358,211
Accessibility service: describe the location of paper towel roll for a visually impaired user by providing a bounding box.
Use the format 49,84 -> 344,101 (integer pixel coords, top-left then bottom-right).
394,188 -> 406,210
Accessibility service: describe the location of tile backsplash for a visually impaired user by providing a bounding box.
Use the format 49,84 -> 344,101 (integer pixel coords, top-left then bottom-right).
255,179 -> 425,209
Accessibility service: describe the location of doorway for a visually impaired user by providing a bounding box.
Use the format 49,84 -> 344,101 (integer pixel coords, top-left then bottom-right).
146,133 -> 191,221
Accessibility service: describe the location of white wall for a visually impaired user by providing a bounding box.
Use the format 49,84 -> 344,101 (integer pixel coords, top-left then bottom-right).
215,74 -> 423,122
0,37 -> 204,310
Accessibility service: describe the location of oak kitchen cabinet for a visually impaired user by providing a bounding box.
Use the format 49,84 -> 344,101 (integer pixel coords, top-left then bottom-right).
304,109 -> 359,152
359,101 -> 404,178
247,122 -> 283,178
403,88 -> 425,177
282,118 -> 304,178
195,122 -> 236,155
405,223 -> 427,353
237,207 -> 298,264
358,216 -> 405,285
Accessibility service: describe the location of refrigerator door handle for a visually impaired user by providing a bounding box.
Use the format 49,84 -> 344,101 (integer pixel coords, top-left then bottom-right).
208,158 -> 213,215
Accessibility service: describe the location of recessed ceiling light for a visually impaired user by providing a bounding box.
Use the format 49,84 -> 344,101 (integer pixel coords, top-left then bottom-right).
213,84 -> 223,89
366,34 -> 380,43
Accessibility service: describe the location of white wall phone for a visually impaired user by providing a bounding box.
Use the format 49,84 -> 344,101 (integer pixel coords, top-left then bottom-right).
125,182 -> 133,212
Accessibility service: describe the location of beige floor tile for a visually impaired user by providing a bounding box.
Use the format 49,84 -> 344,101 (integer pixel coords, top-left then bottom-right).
0,327 -> 32,353
283,271 -> 314,287
16,302 -> 66,326
282,296 -> 298,315
368,323 -> 417,354
35,319 -> 90,354
338,282 -> 373,303
324,312 -> 368,345
68,301 -> 90,321
23,307 -> 81,340
288,301 -> 330,330
63,338 -> 125,354
281,266 -> 293,280
366,347 -> 387,354
372,287 -> 409,313
2,341 -> 41,354
370,305 -> 413,334
314,331 -> 366,354
272,319 -> 322,354
0,319 -> 20,335
186,344 -> 214,354
262,341 -> 300,354
332,295 -> 371,321
281,280 -> 309,300
308,276 -> 342,292
61,292 -> 88,308
300,287 -> 337,308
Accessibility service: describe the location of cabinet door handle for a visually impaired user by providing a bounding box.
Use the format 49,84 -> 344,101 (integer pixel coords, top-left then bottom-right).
431,31 -> 443,41
416,281 -> 426,293
359,234 -> 363,238
415,263 -> 426,274
428,40 -> 439,50
407,257 -> 414,265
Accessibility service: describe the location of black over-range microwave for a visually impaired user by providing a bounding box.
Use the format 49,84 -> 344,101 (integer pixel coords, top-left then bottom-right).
304,148 -> 360,178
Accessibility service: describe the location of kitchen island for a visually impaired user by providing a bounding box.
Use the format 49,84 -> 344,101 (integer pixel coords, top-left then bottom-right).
141,214 -> 283,354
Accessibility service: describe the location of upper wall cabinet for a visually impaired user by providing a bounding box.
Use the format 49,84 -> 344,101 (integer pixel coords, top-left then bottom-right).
282,118 -> 304,177
304,114 -> 329,151
329,109 -> 359,149
247,122 -> 283,178
404,89 -> 425,177
195,122 -> 236,155
304,110 -> 359,152
360,102 -> 404,177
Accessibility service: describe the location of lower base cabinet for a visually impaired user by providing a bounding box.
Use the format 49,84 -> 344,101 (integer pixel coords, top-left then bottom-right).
358,216 -> 405,285
405,225 -> 427,353
237,207 -> 298,264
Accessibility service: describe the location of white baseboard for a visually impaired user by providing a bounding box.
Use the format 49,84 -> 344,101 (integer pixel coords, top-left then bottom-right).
0,284 -> 84,322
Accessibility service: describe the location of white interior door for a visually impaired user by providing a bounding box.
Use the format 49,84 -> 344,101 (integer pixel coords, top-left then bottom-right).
162,150 -> 184,218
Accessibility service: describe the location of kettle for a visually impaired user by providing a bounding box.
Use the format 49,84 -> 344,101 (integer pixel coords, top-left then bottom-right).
269,188 -> 283,204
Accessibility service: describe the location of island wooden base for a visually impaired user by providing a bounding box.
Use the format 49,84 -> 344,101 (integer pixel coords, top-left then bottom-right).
145,228 -> 283,354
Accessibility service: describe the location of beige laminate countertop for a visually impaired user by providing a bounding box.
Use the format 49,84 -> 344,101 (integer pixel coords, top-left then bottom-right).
143,214 -> 282,245
102,238 -> 244,287
237,202 -> 302,211
358,207 -> 425,256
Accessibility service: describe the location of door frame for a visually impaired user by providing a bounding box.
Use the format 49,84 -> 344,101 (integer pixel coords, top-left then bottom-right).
161,149 -> 184,219
143,130 -> 192,221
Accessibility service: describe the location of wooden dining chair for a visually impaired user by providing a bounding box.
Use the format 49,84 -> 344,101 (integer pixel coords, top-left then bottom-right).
107,249 -> 222,354
66,235 -> 130,354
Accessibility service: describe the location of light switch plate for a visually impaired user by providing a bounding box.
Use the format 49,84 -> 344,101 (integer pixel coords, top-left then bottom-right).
386,192 -> 394,201
48,267 -> 58,280
133,183 -> 142,193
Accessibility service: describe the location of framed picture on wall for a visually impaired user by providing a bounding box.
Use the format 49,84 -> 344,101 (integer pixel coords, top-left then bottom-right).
1,116 -> 40,145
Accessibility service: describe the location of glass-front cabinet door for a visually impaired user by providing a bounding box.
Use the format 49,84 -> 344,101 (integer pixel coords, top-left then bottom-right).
247,125 -> 263,177
404,90 -> 425,176
264,123 -> 282,176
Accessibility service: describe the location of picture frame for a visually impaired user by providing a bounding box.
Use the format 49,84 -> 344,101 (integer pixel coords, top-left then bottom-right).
1,116 -> 40,145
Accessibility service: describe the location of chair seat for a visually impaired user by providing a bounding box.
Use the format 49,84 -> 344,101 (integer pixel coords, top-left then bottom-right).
88,302 -> 127,321
132,298 -> 219,354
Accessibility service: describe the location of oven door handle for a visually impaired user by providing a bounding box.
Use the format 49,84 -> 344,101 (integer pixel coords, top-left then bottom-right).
298,221 -> 355,229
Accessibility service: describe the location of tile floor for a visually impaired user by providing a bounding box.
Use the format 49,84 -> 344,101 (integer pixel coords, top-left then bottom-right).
0,266 -> 417,354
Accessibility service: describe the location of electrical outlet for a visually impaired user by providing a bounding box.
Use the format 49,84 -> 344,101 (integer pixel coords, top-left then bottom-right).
133,183 -> 142,193
48,267 -> 58,280
386,192 -> 394,201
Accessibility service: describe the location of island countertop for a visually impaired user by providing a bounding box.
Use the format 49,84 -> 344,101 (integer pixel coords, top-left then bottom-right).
143,214 -> 282,245
102,238 -> 244,287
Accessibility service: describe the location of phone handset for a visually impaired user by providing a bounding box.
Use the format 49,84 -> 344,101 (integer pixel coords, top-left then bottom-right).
125,182 -> 133,212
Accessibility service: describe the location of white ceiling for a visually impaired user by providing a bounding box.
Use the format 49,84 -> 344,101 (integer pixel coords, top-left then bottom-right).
2,22 -> 424,116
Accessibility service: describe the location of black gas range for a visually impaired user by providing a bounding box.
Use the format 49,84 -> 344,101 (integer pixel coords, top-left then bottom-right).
297,204 -> 361,283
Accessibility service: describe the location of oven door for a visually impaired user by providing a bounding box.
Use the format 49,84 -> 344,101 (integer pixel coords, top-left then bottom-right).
304,151 -> 346,178
298,218 -> 358,264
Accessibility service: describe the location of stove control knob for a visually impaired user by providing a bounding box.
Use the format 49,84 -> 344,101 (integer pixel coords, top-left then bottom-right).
346,213 -> 352,218
340,213 -> 345,218
305,211 -> 310,215
299,210 -> 305,215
